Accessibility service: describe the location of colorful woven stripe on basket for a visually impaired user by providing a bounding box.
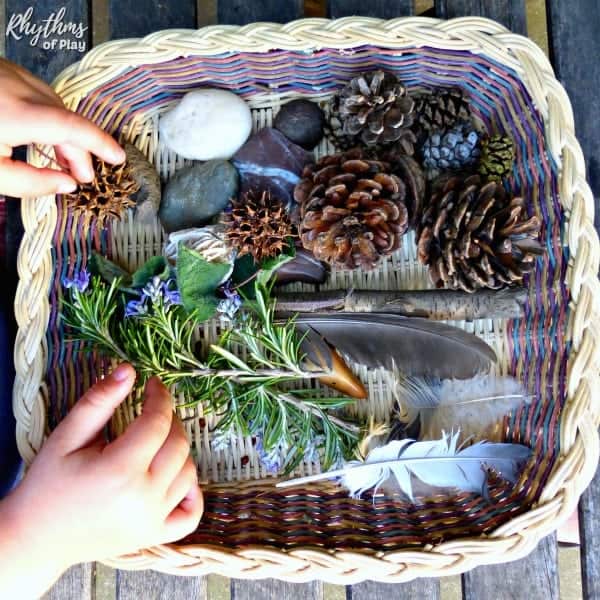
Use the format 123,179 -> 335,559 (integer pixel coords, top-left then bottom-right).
46,44 -> 568,552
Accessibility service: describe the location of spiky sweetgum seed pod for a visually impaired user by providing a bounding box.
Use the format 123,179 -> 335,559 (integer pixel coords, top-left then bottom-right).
64,156 -> 139,224
223,190 -> 295,263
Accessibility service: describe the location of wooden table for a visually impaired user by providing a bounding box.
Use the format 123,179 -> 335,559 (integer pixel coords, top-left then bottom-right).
2,0 -> 599,598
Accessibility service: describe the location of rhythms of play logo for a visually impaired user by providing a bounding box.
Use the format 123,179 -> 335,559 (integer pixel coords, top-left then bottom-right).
6,7 -> 88,52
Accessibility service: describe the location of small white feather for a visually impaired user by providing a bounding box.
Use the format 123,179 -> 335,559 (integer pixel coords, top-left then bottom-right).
277,432 -> 532,501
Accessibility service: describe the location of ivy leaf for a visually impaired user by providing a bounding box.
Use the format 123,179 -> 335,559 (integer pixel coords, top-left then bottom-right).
177,245 -> 230,320
89,253 -> 132,287
131,256 -> 170,288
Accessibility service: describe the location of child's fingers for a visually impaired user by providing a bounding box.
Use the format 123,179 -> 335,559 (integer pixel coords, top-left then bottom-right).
165,457 -> 198,510
106,377 -> 174,470
50,363 -> 135,454
54,142 -> 95,183
162,485 -> 204,542
0,158 -> 78,197
9,104 -> 125,164
149,416 -> 191,488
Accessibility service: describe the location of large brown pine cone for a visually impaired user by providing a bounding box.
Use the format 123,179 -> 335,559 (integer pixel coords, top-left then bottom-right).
294,149 -> 410,270
328,70 -> 416,154
417,175 -> 544,291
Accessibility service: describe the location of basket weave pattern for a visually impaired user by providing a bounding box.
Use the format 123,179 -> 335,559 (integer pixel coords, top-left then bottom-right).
14,18 -> 600,582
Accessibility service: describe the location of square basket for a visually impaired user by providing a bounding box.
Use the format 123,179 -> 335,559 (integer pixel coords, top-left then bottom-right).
14,16 -> 600,582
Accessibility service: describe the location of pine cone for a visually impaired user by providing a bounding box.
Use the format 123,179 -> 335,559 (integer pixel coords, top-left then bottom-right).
223,190 -> 295,263
478,135 -> 515,182
413,88 -> 471,140
376,149 -> 426,226
417,175 -> 544,292
65,156 -> 139,223
294,149 -> 409,270
421,122 -> 480,180
326,70 -> 417,154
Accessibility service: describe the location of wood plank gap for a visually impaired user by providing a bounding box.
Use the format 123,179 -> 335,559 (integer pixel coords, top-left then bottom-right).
197,0 -> 218,27
434,0 -> 526,34
92,0 -> 109,46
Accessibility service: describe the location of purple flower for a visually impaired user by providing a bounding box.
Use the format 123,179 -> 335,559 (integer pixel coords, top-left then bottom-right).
217,282 -> 242,321
125,298 -> 148,318
62,269 -> 90,293
255,436 -> 285,474
162,280 -> 182,307
141,276 -> 163,304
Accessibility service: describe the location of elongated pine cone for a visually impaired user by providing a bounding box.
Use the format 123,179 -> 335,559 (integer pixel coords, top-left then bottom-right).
417,175 -> 544,291
223,190 -> 294,263
65,157 -> 139,223
412,88 -> 471,140
328,70 -> 417,154
294,149 -> 410,270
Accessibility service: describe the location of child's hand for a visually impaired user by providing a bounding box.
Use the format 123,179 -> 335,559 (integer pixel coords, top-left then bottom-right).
0,364 -> 202,597
0,58 -> 125,197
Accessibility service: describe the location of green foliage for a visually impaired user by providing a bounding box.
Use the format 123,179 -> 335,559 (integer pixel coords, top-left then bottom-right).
131,256 -> 170,288
62,276 -> 360,472
89,253 -> 131,288
177,245 -> 231,320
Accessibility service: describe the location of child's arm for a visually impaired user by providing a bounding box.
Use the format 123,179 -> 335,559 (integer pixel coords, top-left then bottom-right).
0,57 -> 125,196
0,365 -> 203,599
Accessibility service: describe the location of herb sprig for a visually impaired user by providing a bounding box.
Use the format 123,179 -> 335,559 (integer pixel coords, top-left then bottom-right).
63,276 -> 360,472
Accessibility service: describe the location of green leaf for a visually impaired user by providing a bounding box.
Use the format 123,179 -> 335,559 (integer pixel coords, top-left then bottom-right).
131,256 -> 170,288
256,242 -> 296,286
231,254 -> 259,299
89,253 -> 132,287
177,246 -> 230,319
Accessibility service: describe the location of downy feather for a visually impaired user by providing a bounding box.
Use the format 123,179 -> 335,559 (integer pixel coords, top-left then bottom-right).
394,374 -> 531,442
292,313 -> 496,380
277,431 -> 531,501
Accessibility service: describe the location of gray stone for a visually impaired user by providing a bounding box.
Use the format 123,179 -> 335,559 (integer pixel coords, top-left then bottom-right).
159,160 -> 238,233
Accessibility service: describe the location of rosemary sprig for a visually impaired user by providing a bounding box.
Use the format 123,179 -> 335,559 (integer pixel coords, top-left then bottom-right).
63,277 -> 360,471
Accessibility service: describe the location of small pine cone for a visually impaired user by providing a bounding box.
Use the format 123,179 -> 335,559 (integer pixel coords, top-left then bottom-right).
412,88 -> 471,140
421,122 -> 480,180
223,190 -> 295,263
478,135 -> 515,182
65,156 -> 139,224
417,175 -> 544,292
326,70 -> 417,154
294,149 -> 409,271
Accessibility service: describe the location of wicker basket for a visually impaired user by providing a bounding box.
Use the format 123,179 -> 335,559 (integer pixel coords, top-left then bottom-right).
14,17 -> 600,583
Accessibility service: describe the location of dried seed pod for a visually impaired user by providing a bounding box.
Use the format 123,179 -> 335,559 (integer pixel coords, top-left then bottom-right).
417,175 -> 544,292
65,156 -> 139,224
223,190 -> 295,263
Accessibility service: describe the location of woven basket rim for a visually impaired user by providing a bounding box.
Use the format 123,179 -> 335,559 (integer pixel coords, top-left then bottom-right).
14,16 -> 600,583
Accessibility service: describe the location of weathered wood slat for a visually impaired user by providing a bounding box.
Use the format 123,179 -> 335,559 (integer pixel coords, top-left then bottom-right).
231,579 -> 323,600
44,564 -> 93,600
328,1 -> 414,19
579,464 -> 600,599
435,0 -> 527,34
116,570 -> 206,600
218,0 -> 303,26
462,534 -> 559,600
347,579 -> 440,600
5,0 -> 90,80
108,0 -> 196,39
547,0 -> 600,225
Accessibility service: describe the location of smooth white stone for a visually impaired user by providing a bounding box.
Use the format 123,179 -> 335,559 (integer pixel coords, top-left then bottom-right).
159,89 -> 252,160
